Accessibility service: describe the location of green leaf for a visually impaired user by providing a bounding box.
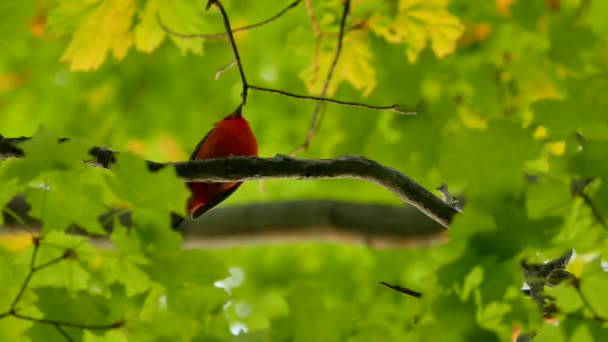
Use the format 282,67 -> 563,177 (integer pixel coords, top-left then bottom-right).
273,282 -> 351,342
24,168 -> 107,234
439,120 -> 540,195
145,249 -> 227,290
525,178 -> 571,219
2,129 -> 90,184
134,0 -> 165,53
155,0 -> 213,54
300,30 -> 376,97
568,140 -> 608,179
587,0 -> 608,37
106,153 -> 189,229
580,259 -> 608,318
535,324 -> 565,342
547,282 -> 583,313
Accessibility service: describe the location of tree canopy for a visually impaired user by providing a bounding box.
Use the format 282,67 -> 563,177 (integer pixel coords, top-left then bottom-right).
1,0 -> 607,341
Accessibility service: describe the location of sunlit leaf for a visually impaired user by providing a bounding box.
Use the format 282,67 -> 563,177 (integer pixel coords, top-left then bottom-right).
370,0 -> 465,62
53,0 -> 135,71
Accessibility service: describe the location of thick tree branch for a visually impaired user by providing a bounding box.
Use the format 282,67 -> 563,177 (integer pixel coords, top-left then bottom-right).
0,136 -> 459,229
159,155 -> 458,228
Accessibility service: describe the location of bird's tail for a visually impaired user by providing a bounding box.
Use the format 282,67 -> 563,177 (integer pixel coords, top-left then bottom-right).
170,212 -> 186,230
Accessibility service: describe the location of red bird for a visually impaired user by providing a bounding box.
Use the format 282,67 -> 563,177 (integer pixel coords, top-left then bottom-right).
172,104 -> 258,228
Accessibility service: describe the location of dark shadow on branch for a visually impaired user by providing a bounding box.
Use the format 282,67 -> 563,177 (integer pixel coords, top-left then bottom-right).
4,198 -> 448,248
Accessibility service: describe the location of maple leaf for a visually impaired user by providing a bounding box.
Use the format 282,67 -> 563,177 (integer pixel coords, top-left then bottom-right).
56,0 -> 135,71
300,30 -> 376,97
370,0 -> 464,63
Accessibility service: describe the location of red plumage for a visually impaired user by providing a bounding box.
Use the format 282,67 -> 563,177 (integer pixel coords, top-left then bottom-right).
172,105 -> 257,228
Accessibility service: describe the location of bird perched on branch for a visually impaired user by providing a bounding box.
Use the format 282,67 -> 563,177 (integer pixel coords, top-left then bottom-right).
172,104 -> 258,228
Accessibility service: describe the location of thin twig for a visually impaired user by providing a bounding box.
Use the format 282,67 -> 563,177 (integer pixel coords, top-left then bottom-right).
4,242 -> 123,334
571,178 -> 607,229
10,252 -> 67,311
304,0 -> 322,80
206,0 -> 249,103
10,238 -> 41,311
304,0 -> 321,37
12,312 -> 123,330
580,193 -> 607,228
215,60 -> 237,80
54,324 -> 74,342
249,85 -> 417,114
378,281 -> 423,298
291,0 -> 351,155
156,0 -> 302,40
574,280 -> 608,322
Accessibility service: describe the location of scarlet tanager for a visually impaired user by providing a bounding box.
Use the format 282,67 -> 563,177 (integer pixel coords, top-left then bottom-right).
172,104 -> 258,228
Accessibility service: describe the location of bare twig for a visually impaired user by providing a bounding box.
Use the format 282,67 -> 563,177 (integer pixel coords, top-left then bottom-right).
54,324 -> 74,342
249,85 -> 417,114
580,193 -> 607,228
10,236 -> 42,311
153,2 -> 418,121
12,313 -> 123,330
304,0 -> 322,80
206,0 -> 249,104
215,60 -> 237,80
156,0 -> 302,40
573,277 -> 608,322
0,238 -> 123,339
304,0 -> 321,37
378,281 -> 423,298
571,178 -> 607,229
291,0 -> 351,155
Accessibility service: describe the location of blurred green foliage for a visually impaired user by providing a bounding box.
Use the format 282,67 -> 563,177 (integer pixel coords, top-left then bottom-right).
1,0 -> 608,341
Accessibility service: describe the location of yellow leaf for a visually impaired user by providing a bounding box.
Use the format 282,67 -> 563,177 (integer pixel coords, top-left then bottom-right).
370,0 -> 464,63
134,0 -> 166,53
533,125 -> 549,139
458,107 -> 487,130
546,141 -> 565,156
60,0 -> 135,71
300,31 -> 376,97
0,232 -> 33,253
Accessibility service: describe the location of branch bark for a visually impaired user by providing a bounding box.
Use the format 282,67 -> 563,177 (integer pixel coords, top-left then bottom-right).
0,136 -> 459,229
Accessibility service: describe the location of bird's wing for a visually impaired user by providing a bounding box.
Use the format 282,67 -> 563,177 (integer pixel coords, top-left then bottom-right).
189,128 -> 214,160
190,182 -> 242,219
